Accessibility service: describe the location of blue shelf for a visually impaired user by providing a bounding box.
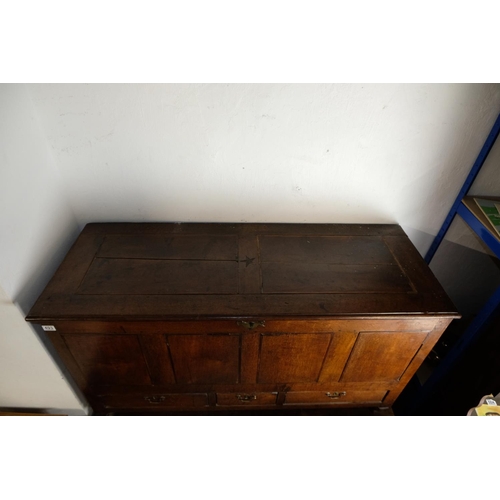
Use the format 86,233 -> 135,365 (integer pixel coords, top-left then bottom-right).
458,198 -> 500,259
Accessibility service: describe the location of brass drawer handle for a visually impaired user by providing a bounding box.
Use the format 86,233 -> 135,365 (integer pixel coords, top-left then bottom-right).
325,391 -> 347,399
238,320 -> 265,330
144,395 -> 166,404
236,394 -> 257,402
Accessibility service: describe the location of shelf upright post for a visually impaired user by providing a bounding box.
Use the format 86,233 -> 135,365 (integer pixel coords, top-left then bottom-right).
424,113 -> 500,264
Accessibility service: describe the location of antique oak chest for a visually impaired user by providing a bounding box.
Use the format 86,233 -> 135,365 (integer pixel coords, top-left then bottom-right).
26,223 -> 459,414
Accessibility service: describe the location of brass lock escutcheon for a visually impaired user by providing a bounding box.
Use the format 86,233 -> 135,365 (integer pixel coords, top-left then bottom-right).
237,320 -> 265,330
325,391 -> 347,399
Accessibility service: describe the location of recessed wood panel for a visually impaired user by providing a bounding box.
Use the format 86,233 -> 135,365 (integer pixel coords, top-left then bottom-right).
340,332 -> 427,383
260,235 -> 396,264
63,334 -> 152,386
98,234 -> 238,260
168,334 -> 240,384
258,334 -> 331,383
262,262 -> 413,294
77,258 -> 238,294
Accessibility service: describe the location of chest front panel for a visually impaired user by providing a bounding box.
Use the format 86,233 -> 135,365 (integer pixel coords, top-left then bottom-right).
48,317 -> 450,412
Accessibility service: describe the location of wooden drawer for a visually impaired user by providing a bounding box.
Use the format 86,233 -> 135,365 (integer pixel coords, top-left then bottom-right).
98,392 -> 209,409
284,389 -> 387,405
216,392 -> 278,406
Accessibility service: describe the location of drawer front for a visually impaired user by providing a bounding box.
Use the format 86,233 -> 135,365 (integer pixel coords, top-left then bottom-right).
284,390 -> 387,405
216,392 -> 278,406
98,393 -> 209,409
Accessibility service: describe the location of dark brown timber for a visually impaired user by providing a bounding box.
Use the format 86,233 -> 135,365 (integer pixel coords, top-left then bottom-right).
26,223 -> 459,414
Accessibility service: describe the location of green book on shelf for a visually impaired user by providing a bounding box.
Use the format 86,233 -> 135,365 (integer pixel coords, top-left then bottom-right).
473,197 -> 500,237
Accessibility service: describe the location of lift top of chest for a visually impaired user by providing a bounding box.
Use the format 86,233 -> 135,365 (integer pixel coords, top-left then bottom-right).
26,222 -> 458,322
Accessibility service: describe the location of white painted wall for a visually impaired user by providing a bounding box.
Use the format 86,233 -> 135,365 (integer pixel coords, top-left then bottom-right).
0,84 -> 86,413
28,83 -> 500,254
0,285 -> 85,414
2,83 -> 500,413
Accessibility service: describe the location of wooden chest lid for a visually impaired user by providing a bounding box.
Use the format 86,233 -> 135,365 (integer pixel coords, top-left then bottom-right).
26,223 -> 459,321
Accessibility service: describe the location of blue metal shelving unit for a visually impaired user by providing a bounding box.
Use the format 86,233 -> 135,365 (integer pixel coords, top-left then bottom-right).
424,114 -> 500,263
402,113 -> 500,414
